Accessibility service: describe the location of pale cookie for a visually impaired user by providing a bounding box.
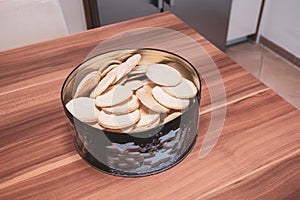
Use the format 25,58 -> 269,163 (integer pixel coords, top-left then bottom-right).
142,79 -> 151,85
136,84 -> 169,113
102,95 -> 140,115
98,109 -> 140,129
109,62 -> 129,84
163,78 -> 197,99
66,97 -> 98,123
146,64 -> 182,86
90,71 -> 116,98
152,86 -> 190,110
91,123 -> 104,130
123,125 -> 135,132
125,54 -> 142,74
95,85 -> 133,107
136,106 -> 160,128
115,75 -> 128,85
152,117 -> 160,127
110,54 -> 141,84
163,112 -> 182,124
128,65 -> 147,75
134,116 -> 160,130
135,65 -> 147,71
134,117 -> 160,132
105,125 -> 135,133
101,64 -> 118,78
124,80 -> 144,91
128,70 -> 146,75
74,71 -> 101,97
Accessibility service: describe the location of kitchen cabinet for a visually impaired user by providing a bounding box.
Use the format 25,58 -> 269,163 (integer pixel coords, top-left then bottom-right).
95,0 -> 232,51
227,0 -> 263,42
97,0 -> 162,26
163,0 -> 232,51
91,0 -> 266,50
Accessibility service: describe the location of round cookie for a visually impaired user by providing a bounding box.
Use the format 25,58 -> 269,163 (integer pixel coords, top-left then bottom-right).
104,125 -> 135,133
136,84 -> 170,113
128,65 -> 147,75
91,122 -> 104,130
151,117 -> 160,127
125,54 -> 142,74
135,65 -> 147,71
66,97 -> 98,123
134,116 -> 160,132
96,85 -> 133,107
136,106 -> 160,128
146,64 -> 182,86
124,80 -> 144,91
74,71 -> 101,97
163,78 -> 197,99
102,95 -> 140,115
117,75 -> 129,85
152,86 -> 190,110
110,62 -> 129,84
98,109 -> 140,129
90,72 -> 116,98
163,112 -> 182,124
110,54 -> 141,84
101,64 -> 118,78
128,69 -> 146,75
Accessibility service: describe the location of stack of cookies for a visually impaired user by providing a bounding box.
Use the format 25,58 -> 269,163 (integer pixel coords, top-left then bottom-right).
66,54 -> 198,133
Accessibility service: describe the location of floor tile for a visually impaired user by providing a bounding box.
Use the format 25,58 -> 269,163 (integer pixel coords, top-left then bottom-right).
260,49 -> 300,97
226,41 -> 300,110
226,42 -> 263,78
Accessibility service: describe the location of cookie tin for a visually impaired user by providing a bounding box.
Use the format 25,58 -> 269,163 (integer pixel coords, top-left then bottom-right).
61,48 -> 201,177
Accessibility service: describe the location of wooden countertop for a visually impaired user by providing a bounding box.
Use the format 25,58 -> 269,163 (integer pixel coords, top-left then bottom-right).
1,12 -> 299,199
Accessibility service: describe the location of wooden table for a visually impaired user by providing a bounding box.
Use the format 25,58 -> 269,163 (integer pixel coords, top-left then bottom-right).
1,12 -> 299,199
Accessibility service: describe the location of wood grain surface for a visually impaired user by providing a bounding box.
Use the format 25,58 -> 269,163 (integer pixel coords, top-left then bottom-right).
1,12 -> 299,199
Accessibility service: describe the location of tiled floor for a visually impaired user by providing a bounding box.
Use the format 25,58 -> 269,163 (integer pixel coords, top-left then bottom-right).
226,42 -> 300,110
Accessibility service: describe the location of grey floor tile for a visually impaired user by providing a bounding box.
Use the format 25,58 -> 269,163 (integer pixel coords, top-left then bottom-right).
226,42 -> 263,78
260,49 -> 300,97
226,41 -> 300,110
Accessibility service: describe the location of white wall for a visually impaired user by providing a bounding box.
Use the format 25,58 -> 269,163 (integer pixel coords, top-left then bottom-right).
0,0 -> 86,51
59,0 -> 87,34
259,0 -> 300,57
